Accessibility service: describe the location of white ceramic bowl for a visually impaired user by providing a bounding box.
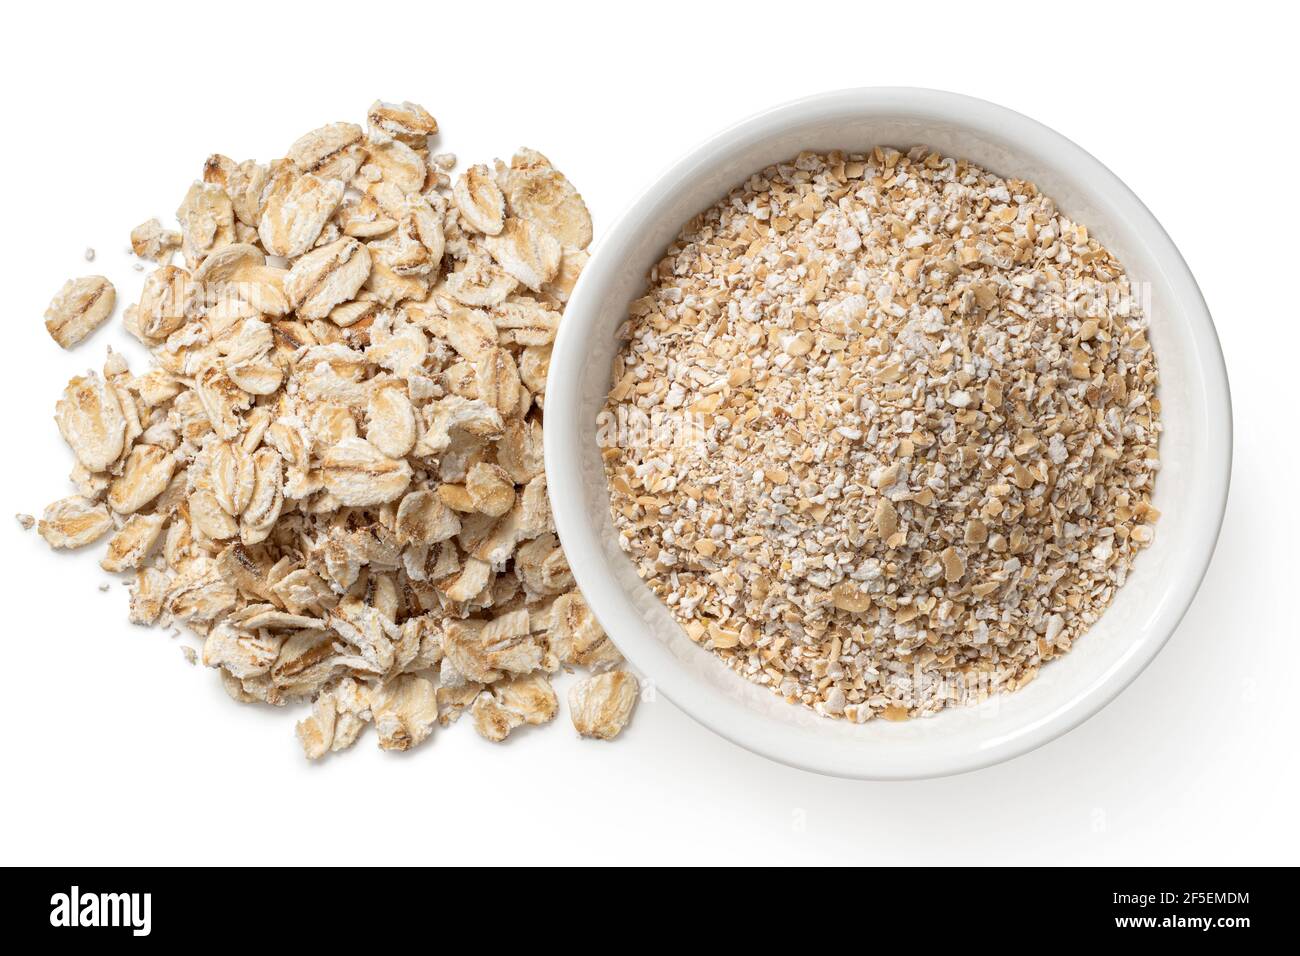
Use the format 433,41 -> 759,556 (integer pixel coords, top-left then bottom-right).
545,88 -> 1231,779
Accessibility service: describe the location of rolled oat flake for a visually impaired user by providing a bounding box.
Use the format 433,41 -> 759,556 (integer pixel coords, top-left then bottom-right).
32,100 -> 636,759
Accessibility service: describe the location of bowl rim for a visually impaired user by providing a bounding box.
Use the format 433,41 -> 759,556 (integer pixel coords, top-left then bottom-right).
545,87 -> 1233,779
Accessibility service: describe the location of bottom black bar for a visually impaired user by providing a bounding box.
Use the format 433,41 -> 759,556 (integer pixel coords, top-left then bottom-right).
5,867 -> 1287,939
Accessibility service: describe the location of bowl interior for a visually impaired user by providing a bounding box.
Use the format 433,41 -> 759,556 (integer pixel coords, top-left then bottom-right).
547,90 -> 1228,778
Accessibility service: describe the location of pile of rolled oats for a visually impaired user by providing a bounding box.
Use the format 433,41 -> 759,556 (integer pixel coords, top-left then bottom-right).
603,147 -> 1160,721
31,100 -> 638,756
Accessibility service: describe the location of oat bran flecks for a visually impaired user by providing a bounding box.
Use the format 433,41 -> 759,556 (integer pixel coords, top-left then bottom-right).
603,147 -> 1160,722
32,100 -> 636,758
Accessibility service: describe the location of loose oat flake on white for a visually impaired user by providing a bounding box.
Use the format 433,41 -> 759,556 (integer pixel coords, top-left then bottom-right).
30,100 -> 635,759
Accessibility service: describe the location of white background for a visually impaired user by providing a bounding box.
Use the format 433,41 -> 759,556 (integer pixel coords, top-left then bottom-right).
1,0 -> 1295,866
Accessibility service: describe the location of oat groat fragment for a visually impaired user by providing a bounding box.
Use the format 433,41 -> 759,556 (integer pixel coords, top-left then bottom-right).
44,276 -> 116,349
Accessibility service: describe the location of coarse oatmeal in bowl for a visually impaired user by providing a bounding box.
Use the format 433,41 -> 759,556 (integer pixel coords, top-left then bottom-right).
546,89 -> 1231,778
